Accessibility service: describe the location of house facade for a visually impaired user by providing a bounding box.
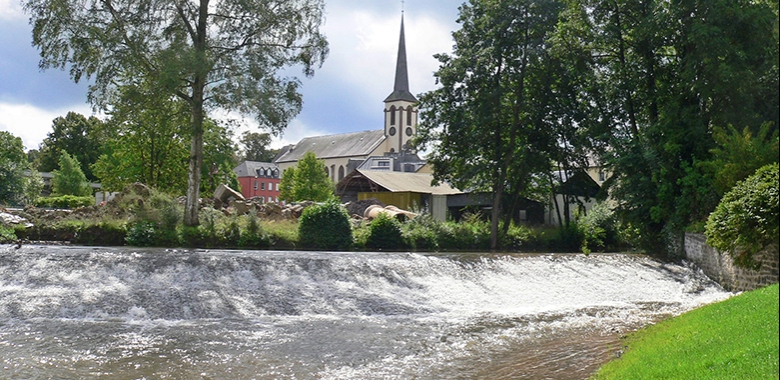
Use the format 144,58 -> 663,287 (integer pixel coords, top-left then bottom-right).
233,161 -> 281,202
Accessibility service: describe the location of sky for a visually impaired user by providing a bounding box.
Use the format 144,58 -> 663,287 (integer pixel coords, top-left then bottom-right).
0,0 -> 462,152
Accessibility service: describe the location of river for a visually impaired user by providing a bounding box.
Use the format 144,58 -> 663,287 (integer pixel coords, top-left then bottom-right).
0,245 -> 731,379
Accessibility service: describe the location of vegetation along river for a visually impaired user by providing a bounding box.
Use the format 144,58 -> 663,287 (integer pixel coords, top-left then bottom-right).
0,245 -> 731,379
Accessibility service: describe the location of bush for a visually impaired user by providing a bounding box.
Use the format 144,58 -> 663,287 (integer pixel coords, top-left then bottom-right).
578,201 -> 620,254
299,201 -> 352,250
238,215 -> 271,248
705,163 -> 779,268
366,213 -> 406,250
36,195 -> 94,209
125,221 -> 156,247
0,225 -> 16,243
402,214 -> 441,250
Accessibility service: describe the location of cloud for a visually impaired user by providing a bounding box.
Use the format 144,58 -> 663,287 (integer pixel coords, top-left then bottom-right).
0,0 -> 24,21
0,102 -> 94,151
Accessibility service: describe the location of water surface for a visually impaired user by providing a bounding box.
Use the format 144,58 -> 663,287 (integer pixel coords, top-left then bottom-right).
0,246 -> 731,379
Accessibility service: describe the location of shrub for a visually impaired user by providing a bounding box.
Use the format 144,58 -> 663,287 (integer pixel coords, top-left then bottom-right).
125,221 -> 156,247
705,163 -> 779,268
0,225 -> 16,243
578,201 -> 619,254
402,214 -> 440,250
366,213 -> 406,250
239,214 -> 271,248
36,195 -> 94,209
299,201 -> 352,250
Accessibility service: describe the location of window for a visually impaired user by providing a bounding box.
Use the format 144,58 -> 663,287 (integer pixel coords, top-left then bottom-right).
325,167 -> 329,177
407,108 -> 413,125
389,106 -> 396,125
377,160 -> 390,167
338,165 -> 345,180
261,182 -> 266,190
331,165 -> 336,181
405,127 -> 413,137
253,180 -> 258,190
388,127 -> 396,136
599,170 -> 606,182
274,183 -> 278,191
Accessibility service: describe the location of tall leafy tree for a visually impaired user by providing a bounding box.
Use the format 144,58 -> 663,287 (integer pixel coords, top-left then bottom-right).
278,152 -> 333,202
239,131 -> 278,163
24,0 -> 329,226
51,150 -> 92,196
35,112 -> 107,181
0,131 -> 29,205
416,0 -> 564,249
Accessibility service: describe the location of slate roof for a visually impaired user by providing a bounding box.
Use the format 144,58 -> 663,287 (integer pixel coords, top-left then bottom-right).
343,169 -> 462,195
233,161 -> 279,177
384,16 -> 418,103
274,130 -> 387,163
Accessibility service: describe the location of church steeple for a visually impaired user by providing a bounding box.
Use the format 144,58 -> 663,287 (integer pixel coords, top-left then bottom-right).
384,15 -> 417,103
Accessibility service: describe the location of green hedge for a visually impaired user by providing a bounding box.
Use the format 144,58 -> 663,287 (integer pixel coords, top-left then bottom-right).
299,201 -> 352,250
705,163 -> 779,268
366,213 -> 406,250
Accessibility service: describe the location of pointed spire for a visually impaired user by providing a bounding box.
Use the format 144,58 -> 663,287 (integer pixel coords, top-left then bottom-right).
384,14 -> 417,103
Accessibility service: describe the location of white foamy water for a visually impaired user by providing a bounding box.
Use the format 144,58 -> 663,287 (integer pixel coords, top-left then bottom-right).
0,245 -> 731,379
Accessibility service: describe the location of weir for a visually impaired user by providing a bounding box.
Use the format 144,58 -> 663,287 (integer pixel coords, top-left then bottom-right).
0,246 -> 731,379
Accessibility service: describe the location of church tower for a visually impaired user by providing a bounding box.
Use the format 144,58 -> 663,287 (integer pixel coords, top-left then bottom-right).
383,15 -> 418,154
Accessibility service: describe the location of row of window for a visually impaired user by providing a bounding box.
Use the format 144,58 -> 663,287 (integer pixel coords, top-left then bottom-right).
255,168 -> 280,178
324,165 -> 346,181
254,196 -> 279,203
253,181 -> 279,191
387,105 -> 415,126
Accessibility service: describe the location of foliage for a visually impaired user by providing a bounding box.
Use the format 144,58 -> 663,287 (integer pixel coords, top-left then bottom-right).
24,0 -> 329,226
51,150 -> 92,196
279,152 -> 334,202
36,195 -> 93,209
365,213 -> 406,250
298,201 -> 352,250
563,0 -> 780,255
201,119 -> 240,195
239,214 -> 271,248
593,284 -> 779,379
401,214 -> 441,250
0,225 -> 16,243
705,123 -> 779,196
239,131 -> 278,163
578,201 -> 619,254
417,0 -> 589,249
125,221 -> 157,247
0,131 -> 29,205
20,169 -> 45,206
705,163 -> 779,268
34,112 -> 107,181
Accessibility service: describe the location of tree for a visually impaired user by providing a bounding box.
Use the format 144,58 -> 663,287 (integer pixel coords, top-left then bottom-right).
35,112 -> 107,181
278,152 -> 333,202
92,81 -> 190,193
0,131 -> 29,205
51,150 -> 92,196
24,0 -> 329,226
416,0 -> 563,249
239,131 -> 278,162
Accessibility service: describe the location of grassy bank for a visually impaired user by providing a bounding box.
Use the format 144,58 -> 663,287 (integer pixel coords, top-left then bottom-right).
592,284 -> 779,379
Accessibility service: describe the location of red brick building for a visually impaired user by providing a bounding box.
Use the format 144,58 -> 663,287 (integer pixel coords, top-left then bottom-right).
233,161 -> 281,203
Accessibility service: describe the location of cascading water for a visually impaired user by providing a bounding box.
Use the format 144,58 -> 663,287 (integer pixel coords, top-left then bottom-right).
1,245 -> 731,379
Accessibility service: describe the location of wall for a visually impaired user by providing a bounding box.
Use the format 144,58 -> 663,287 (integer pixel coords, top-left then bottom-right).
684,233 -> 779,292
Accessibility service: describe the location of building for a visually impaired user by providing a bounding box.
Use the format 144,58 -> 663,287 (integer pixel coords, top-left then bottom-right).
233,161 -> 281,202
274,15 -> 421,181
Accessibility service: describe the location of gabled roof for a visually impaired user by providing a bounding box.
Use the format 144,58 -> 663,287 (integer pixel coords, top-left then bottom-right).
340,169 -> 462,195
274,130 -> 386,163
233,161 -> 279,177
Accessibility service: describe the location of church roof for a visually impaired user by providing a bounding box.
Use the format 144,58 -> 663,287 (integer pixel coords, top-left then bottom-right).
274,130 -> 387,163
384,16 -> 418,103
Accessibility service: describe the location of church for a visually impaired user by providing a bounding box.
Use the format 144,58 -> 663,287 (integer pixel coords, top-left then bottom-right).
273,15 -> 428,182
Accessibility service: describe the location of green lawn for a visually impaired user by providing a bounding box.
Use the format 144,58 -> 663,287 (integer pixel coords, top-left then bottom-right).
592,284 -> 779,379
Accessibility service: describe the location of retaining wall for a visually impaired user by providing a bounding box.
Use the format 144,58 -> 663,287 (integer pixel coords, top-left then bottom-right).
684,233 -> 779,292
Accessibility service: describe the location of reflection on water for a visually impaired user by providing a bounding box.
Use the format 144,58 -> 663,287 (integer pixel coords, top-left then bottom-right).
1,246 -> 730,379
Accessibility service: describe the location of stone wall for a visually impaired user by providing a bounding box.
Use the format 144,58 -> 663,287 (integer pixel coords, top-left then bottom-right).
684,233 -> 779,292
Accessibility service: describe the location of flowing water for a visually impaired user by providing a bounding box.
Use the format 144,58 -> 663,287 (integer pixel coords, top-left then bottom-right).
0,245 -> 731,379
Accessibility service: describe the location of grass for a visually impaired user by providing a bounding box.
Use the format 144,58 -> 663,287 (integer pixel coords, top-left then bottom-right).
592,284 -> 779,379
